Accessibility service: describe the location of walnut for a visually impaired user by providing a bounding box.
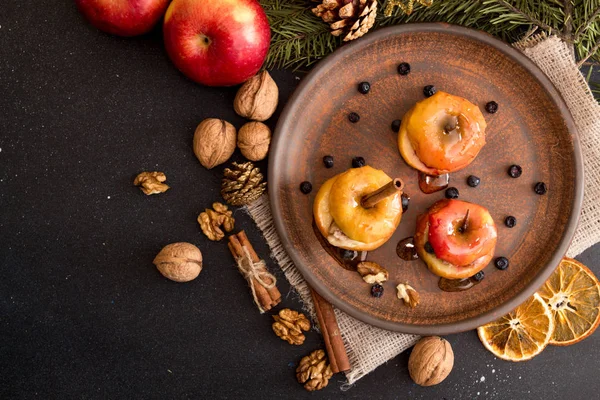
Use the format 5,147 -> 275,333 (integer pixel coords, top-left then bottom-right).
193,118 -> 236,169
153,242 -> 203,282
233,70 -> 279,121
272,308 -> 311,345
396,282 -> 420,308
237,122 -> 271,161
408,336 -> 454,386
197,202 -> 235,241
296,349 -> 333,391
357,261 -> 389,284
133,171 -> 170,195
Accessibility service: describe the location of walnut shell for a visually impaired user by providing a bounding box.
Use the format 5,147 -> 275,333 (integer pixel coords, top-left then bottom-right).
233,71 -> 279,121
237,122 -> 271,161
153,242 -> 203,282
193,118 -> 236,169
408,336 -> 454,386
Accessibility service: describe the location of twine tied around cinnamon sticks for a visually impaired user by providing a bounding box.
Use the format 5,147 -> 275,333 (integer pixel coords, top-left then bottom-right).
236,247 -> 277,309
228,231 -> 281,313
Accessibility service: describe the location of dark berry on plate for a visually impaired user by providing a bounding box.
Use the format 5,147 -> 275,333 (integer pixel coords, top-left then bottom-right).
508,164 -> 522,178
424,242 -> 435,254
341,249 -> 356,260
505,216 -> 517,228
494,257 -> 509,270
472,271 -> 485,282
485,101 -> 499,114
401,193 -> 410,213
299,181 -> 312,194
467,175 -> 481,187
445,187 -> 459,199
534,182 -> 547,195
358,81 -> 371,94
371,284 -> 384,298
348,112 -> 360,123
397,62 -> 411,75
323,155 -> 334,168
352,156 -> 366,168
391,119 -> 401,133
423,85 -> 436,97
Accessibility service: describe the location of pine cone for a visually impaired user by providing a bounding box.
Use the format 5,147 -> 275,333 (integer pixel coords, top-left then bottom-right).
221,161 -> 267,206
312,0 -> 377,42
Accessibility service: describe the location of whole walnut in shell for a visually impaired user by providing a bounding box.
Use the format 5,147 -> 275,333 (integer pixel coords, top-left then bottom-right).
233,70 -> 279,121
237,122 -> 271,161
193,118 -> 236,169
153,242 -> 203,282
408,336 -> 454,386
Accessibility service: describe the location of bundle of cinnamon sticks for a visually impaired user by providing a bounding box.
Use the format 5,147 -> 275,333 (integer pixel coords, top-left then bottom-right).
228,231 -> 281,312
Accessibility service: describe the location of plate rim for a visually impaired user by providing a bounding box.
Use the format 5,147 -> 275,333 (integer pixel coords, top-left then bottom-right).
269,23 -> 584,334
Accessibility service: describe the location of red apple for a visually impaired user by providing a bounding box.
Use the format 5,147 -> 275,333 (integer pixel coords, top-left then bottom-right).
415,199 -> 497,279
427,199 -> 497,266
163,0 -> 271,86
75,0 -> 170,37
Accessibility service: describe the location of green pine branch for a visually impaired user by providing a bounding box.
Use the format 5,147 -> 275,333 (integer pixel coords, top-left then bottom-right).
260,0 -> 600,98
262,0 -> 341,70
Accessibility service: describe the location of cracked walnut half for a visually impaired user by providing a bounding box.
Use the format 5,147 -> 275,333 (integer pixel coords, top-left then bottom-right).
133,171 -> 170,195
272,308 -> 310,345
198,202 -> 235,241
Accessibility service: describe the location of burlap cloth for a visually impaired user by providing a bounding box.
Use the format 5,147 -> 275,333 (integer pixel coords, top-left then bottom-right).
247,35 -> 600,386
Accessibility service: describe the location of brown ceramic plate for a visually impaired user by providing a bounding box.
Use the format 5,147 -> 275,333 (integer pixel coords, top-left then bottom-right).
269,24 -> 583,334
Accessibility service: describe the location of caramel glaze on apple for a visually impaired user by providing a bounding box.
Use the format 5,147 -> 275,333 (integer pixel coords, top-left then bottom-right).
312,221 -> 367,271
438,277 -> 481,292
418,172 -> 450,194
395,236 -> 483,292
396,236 -> 419,261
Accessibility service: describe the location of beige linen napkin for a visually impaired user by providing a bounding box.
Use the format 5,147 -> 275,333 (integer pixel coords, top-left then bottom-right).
247,35 -> 600,385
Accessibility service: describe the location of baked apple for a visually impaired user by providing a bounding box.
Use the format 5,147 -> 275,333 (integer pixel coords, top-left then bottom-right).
314,166 -> 403,251
398,91 -> 487,175
414,199 -> 497,279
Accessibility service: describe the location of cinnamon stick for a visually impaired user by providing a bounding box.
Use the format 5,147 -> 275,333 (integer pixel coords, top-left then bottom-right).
361,178 -> 404,209
310,288 -> 350,374
228,238 -> 273,312
228,231 -> 281,313
237,231 -> 281,303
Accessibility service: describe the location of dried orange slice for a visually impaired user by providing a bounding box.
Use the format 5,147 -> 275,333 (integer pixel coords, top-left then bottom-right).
477,293 -> 554,361
537,257 -> 600,346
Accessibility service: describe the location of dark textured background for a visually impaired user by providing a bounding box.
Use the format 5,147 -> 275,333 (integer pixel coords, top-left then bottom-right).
1,1 -> 599,399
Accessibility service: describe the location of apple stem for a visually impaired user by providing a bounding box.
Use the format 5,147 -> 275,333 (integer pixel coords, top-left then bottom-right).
361,178 -> 404,209
459,209 -> 470,233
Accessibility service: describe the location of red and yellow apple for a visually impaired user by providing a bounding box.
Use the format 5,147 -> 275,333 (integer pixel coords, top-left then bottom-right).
398,91 -> 487,175
415,199 -> 497,279
314,166 -> 403,251
75,0 -> 170,36
163,0 -> 271,86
